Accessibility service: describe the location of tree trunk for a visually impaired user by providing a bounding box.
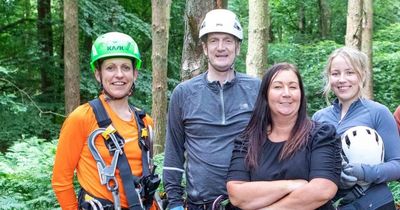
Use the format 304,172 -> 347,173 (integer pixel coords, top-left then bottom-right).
298,1 -> 305,34
246,0 -> 269,78
23,0 -> 32,52
37,0 -> 54,94
180,0 -> 214,81
268,15 -> 275,42
64,0 -> 80,114
151,0 -> 171,155
215,0 -> 228,8
83,18 -> 93,56
345,0 -> 362,49
318,0 -> 331,39
361,0 -> 373,99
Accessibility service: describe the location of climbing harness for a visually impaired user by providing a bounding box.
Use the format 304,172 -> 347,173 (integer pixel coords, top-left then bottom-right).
88,127 -> 123,209
84,98 -> 160,210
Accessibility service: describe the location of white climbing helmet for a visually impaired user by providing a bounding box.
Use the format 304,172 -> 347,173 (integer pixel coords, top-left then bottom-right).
199,9 -> 243,41
341,126 -> 384,165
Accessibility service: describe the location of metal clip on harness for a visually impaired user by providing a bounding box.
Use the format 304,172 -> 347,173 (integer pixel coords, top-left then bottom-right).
88,128 -> 123,210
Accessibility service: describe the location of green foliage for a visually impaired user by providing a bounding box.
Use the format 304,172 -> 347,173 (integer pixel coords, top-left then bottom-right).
132,72 -> 153,112
373,51 -> 400,112
374,23 -> 400,43
79,0 -> 151,39
167,0 -> 186,80
0,106 -> 61,151
389,181 -> 400,206
0,137 -> 58,209
372,23 -> 400,112
268,41 -> 341,114
373,0 -> 400,32
0,67 -> 62,151
228,0 -> 249,73
153,153 -> 186,196
154,153 -> 165,192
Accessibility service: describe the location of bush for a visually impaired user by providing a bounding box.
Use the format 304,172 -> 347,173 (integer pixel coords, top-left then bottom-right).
0,137 -> 59,209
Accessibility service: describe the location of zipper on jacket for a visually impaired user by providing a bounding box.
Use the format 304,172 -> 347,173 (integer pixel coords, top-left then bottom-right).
219,87 -> 226,124
337,100 -> 358,125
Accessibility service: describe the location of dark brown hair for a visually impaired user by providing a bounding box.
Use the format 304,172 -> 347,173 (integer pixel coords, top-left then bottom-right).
243,63 -> 313,169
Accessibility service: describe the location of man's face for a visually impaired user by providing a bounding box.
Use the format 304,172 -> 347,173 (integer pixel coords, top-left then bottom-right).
202,32 -> 240,72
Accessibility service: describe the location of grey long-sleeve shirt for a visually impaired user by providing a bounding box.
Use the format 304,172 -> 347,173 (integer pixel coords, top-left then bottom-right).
163,71 -> 260,208
313,98 -> 400,208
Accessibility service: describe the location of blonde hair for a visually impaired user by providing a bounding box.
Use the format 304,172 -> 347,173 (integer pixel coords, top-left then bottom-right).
323,47 -> 370,103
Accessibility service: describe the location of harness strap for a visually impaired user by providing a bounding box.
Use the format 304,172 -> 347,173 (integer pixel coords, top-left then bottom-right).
131,105 -> 150,177
339,184 -> 366,206
117,152 -> 143,209
89,99 -> 143,210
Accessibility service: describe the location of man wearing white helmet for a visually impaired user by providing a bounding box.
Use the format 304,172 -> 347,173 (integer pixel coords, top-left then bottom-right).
163,9 -> 260,210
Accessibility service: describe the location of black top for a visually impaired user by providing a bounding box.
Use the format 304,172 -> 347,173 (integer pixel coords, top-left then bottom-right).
227,122 -> 341,210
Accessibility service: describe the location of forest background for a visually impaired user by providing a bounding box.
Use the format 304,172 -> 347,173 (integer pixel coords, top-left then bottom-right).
0,0 -> 400,209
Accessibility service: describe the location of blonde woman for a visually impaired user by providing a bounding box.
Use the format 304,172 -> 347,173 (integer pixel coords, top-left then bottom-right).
313,47 -> 400,209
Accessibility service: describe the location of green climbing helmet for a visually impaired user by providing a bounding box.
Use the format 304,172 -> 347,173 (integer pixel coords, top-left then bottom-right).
90,32 -> 142,72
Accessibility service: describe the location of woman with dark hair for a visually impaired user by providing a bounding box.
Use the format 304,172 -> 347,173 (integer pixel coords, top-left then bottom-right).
226,63 -> 341,209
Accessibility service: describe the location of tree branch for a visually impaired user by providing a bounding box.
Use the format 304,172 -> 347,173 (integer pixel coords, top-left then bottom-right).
0,18 -> 36,32
0,78 -> 66,118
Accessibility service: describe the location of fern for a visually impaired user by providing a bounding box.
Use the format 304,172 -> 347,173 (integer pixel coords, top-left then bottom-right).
0,137 -> 59,209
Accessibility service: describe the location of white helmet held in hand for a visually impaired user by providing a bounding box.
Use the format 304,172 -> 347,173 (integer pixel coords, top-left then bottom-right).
199,9 -> 243,41
341,126 -> 384,165
341,126 -> 384,189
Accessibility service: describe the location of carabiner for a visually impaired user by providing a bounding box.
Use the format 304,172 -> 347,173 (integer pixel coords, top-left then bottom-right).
88,128 -> 123,209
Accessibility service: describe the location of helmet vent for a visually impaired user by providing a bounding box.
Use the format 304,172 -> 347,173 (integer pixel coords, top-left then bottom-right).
234,23 -> 242,31
345,136 -> 351,147
366,128 -> 371,134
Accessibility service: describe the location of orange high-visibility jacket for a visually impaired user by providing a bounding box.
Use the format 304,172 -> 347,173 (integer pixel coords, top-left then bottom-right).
52,94 -> 154,209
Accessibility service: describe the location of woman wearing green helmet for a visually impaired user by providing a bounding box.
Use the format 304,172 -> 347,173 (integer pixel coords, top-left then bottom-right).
52,32 -> 158,210
91,31 -> 142,100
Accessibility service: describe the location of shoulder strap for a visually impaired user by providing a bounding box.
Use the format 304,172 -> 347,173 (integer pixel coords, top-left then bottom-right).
88,98 -> 143,210
130,105 -> 151,177
89,98 -> 112,128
